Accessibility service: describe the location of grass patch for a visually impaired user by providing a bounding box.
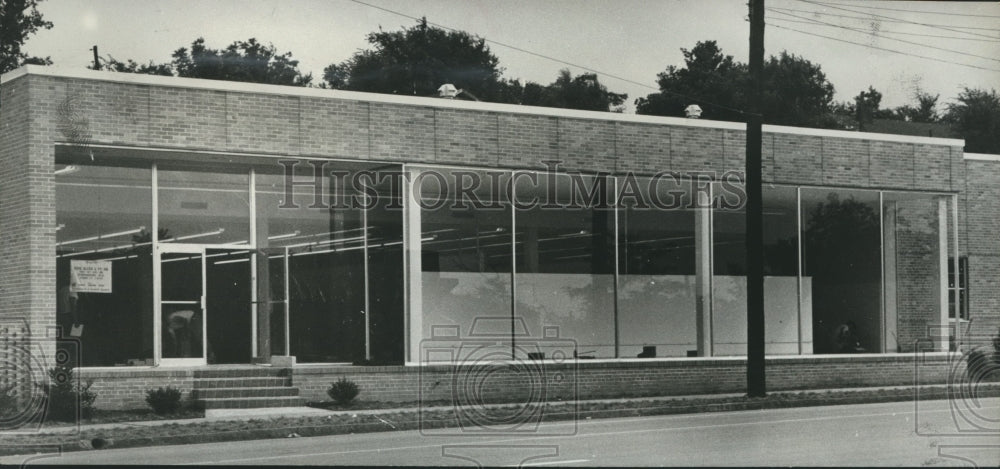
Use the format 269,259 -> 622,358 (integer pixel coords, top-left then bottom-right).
34,408 -> 205,429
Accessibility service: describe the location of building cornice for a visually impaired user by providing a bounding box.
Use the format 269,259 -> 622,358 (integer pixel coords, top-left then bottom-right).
2,65 -> 966,147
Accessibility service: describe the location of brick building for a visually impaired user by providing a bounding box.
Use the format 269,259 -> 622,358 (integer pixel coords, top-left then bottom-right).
1,66 -> 995,410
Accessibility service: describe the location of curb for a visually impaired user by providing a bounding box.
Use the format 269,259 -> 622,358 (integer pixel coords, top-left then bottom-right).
3,383 -> 1000,458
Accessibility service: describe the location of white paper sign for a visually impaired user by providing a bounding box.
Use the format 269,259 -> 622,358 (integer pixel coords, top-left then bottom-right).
71,260 -> 112,293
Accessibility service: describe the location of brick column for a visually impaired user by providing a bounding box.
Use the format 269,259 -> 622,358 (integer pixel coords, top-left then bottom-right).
0,75 -> 57,364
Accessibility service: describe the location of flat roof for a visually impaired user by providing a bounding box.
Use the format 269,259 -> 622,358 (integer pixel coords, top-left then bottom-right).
2,65 -> 965,147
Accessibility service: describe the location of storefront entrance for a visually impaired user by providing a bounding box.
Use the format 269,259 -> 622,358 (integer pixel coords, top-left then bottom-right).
155,244 -> 252,366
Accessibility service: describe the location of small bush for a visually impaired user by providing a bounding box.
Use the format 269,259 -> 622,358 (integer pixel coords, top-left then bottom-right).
327,378 -> 359,405
146,386 -> 183,415
39,364 -> 96,422
0,384 -> 21,420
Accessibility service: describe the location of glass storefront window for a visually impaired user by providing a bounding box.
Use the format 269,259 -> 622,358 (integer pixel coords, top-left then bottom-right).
56,162 -> 154,366
157,167 -> 250,245
617,174 -> 697,358
802,188 -> 881,354
256,162 -> 368,363
515,172 -> 615,359
712,183 -> 809,355
415,167 -> 514,361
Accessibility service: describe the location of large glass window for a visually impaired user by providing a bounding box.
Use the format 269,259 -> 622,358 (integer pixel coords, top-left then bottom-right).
616,174 -> 697,358
158,166 -> 250,245
56,162 -> 154,366
802,188 -> 881,354
414,167 -> 514,361
712,183 -> 809,355
256,162 -> 368,363
515,173 -> 615,359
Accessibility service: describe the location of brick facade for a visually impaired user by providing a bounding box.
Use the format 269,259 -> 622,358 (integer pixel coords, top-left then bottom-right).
0,66 -> 985,411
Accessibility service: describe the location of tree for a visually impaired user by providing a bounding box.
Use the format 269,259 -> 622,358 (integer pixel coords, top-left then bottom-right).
636,41 -> 837,128
945,87 -> 1000,154
507,69 -> 626,112
0,0 -> 53,74
172,38 -> 311,86
758,51 -> 835,127
96,38 -> 312,86
101,57 -> 172,76
893,90 -> 939,123
635,41 -> 746,122
324,18 -> 502,99
853,86 -> 885,130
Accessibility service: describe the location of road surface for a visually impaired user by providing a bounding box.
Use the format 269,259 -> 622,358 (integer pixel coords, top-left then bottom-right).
4,398 -> 999,466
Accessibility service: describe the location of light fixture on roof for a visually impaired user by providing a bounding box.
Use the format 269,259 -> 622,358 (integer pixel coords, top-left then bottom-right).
438,84 -> 459,99
685,104 -> 703,119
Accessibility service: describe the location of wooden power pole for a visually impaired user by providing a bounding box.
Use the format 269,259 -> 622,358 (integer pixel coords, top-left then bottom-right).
747,0 -> 767,398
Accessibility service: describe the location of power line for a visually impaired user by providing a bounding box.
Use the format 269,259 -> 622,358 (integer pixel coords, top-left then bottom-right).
768,22 -> 1000,73
816,1 -> 1000,19
768,9 -> 1000,63
771,5 -> 1000,31
795,0 -> 1000,39
346,0 -> 751,116
767,17 -> 1000,42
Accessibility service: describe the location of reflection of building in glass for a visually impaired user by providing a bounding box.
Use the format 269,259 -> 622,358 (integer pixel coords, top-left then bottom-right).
2,66 -> 992,408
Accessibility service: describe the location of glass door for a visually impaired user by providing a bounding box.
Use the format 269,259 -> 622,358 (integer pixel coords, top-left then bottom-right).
156,243 -> 206,366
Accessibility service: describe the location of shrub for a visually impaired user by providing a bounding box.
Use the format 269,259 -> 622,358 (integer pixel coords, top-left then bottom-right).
146,386 -> 183,415
0,384 -> 20,421
327,378 -> 360,405
39,364 -> 96,422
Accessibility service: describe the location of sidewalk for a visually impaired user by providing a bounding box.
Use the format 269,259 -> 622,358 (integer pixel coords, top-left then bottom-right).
11,382 -> 994,435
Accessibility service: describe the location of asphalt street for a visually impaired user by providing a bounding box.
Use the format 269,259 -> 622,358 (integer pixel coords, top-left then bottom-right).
4,398 -> 999,466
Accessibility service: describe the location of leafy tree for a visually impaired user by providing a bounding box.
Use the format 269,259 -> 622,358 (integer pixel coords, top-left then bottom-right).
503,69 -> 626,112
172,38 -> 311,86
945,87 -> 1000,154
0,0 -> 53,74
96,38 -> 312,86
893,90 -> 939,123
636,41 -> 836,128
324,18 -> 502,98
635,41 -> 747,122
101,57 -> 172,76
759,51 -> 834,127
853,86 -> 886,130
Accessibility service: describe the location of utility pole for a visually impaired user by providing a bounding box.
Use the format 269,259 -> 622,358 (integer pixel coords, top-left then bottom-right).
746,0 -> 767,398
92,46 -> 101,70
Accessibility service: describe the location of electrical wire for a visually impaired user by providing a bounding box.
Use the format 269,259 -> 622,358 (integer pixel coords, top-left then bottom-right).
814,0 -> 1000,19
345,0 -> 751,116
795,0 -> 1000,39
768,9 -> 1000,63
767,22 -> 1000,73
771,6 -> 1000,31
763,17 -> 1000,42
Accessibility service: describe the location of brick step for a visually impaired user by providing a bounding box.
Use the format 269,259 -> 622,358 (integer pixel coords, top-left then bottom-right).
192,387 -> 300,399
193,368 -> 290,379
193,377 -> 291,389
199,396 -> 304,409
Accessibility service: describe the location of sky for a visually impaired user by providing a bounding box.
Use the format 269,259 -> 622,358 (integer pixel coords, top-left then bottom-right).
22,0 -> 1000,112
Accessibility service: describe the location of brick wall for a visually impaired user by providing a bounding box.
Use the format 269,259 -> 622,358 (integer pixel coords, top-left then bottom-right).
893,197 -> 942,352
77,354 -> 961,410
963,160 -> 1000,341
80,368 -> 195,410
0,75 -> 56,362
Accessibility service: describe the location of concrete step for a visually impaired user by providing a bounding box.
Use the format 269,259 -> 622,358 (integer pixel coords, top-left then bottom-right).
193,368 -> 290,379
193,377 -> 291,389
192,387 -> 300,399
199,396 -> 304,409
